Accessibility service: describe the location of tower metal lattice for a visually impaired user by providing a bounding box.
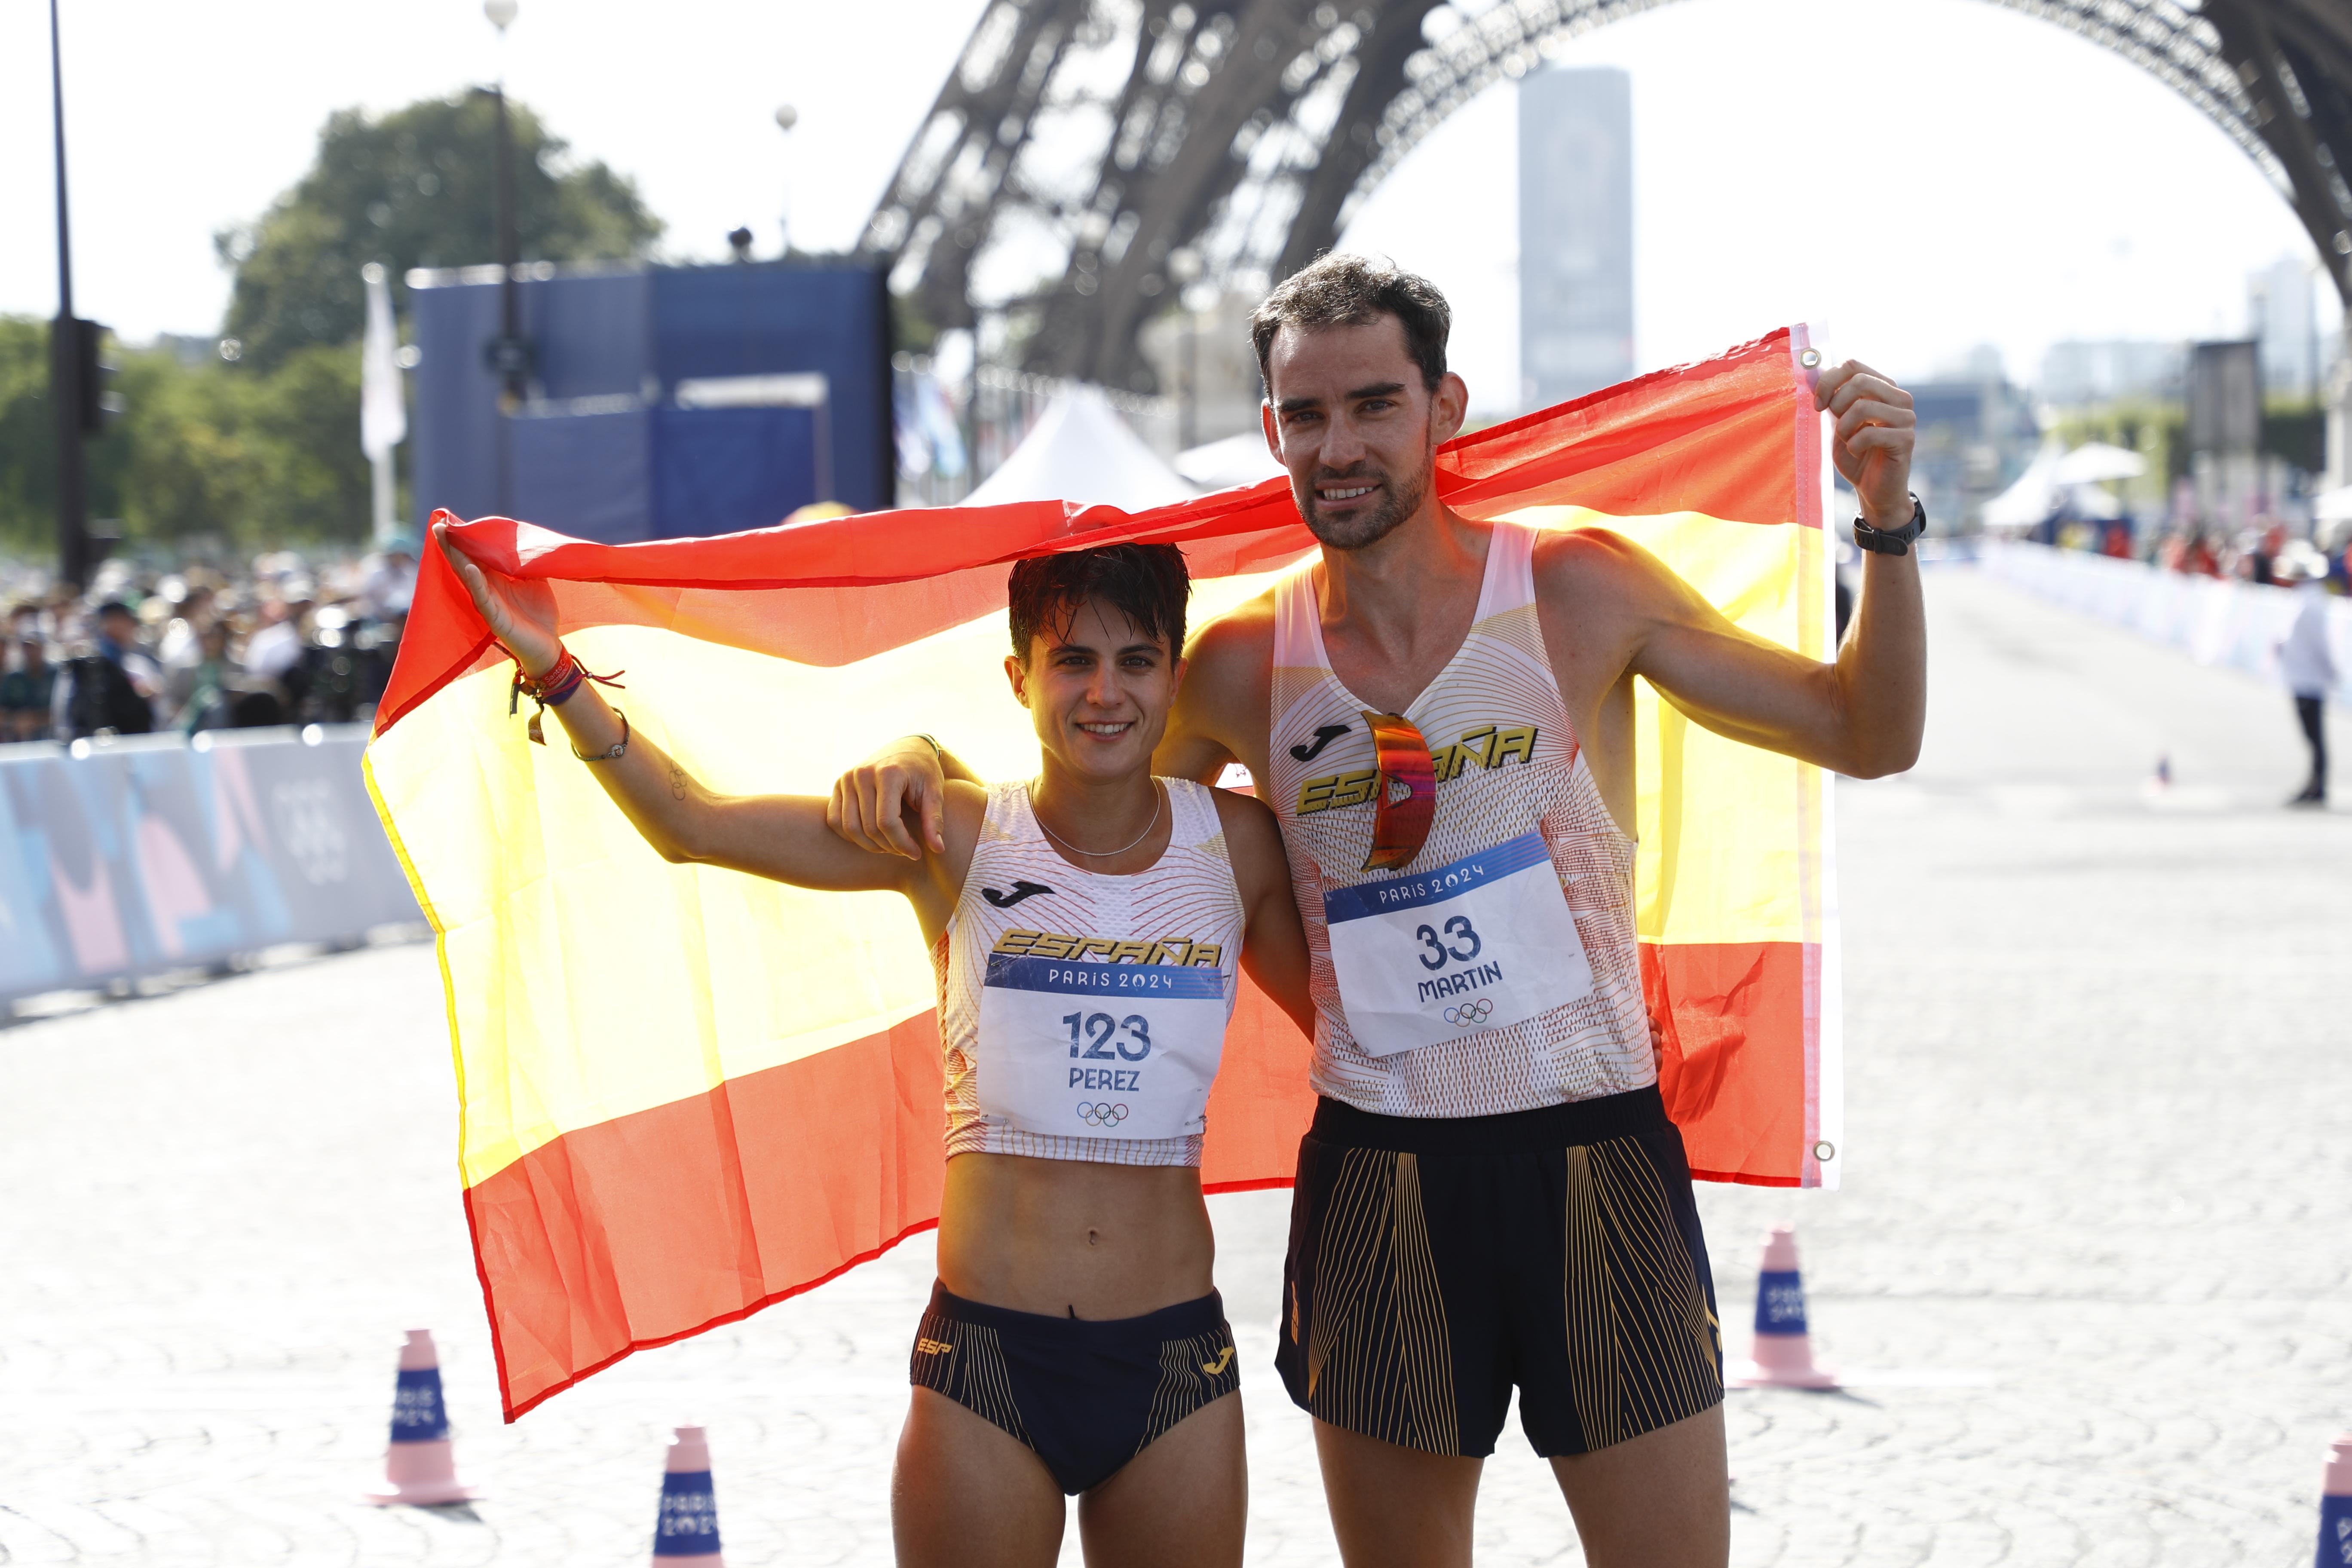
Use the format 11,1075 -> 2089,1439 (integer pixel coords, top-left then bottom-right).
860,0 -> 2352,395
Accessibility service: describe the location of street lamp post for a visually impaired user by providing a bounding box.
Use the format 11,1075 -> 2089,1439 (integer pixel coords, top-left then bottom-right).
47,0 -> 89,591
483,0 -> 526,512
774,103 -> 797,258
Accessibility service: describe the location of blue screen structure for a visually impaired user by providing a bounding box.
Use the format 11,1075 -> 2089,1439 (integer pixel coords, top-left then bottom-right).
408,261 -> 893,542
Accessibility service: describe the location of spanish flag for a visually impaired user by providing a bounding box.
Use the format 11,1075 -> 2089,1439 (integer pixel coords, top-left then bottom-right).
367,328 -> 1841,1421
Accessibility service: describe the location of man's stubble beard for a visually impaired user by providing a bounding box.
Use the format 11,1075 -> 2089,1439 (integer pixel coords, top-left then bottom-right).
1299,459 -> 1430,552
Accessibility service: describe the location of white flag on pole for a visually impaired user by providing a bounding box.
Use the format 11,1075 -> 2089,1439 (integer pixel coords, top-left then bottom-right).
361,264 -> 405,461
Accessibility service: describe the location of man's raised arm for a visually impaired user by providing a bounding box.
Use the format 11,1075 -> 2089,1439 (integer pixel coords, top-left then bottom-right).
1573,359 -> 1926,779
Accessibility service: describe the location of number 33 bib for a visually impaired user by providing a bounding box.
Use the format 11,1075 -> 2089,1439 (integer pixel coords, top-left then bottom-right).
975,955 -> 1229,1139
1322,832 -> 1593,1057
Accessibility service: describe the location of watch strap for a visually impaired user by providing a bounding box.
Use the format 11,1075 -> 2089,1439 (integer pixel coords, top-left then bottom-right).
1853,493 -> 1926,556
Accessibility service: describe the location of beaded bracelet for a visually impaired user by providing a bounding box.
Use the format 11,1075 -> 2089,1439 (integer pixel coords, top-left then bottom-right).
508,645 -> 627,745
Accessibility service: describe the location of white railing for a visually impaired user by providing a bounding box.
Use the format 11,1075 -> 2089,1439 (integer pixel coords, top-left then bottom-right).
1981,541 -> 2351,707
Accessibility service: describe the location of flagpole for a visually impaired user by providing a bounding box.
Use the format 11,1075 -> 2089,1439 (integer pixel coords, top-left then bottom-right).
371,446 -> 396,545
361,261 -> 407,545
49,0 -> 91,591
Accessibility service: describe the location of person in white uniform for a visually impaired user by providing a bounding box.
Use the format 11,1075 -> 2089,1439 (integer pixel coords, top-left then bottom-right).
2277,550 -> 2337,805
434,527 -> 1314,1568
830,254 -> 1927,1568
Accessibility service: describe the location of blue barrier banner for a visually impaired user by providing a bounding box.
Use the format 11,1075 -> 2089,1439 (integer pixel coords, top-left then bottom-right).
0,725 -> 420,1004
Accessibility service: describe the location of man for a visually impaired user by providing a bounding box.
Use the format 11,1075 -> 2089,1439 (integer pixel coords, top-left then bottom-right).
361,534 -> 420,622
2276,549 -> 2336,807
56,600 -> 162,738
831,254 -> 1925,1567
0,602 -> 56,741
243,582 -> 314,688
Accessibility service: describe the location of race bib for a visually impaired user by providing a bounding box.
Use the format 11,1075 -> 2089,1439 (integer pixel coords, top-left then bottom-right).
974,956 -> 1229,1139
1323,831 -> 1593,1057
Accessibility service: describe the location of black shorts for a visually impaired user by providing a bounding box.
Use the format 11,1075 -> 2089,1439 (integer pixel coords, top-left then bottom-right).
910,1282 -> 1240,1494
1274,1086 -> 1722,1458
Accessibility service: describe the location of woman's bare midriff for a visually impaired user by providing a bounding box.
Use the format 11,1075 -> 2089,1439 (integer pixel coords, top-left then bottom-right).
936,1151 -> 1215,1320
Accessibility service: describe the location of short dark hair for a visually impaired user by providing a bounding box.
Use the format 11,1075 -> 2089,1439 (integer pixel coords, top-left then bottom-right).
1251,253 -> 1451,396
1008,544 -> 1191,663
94,600 -> 135,621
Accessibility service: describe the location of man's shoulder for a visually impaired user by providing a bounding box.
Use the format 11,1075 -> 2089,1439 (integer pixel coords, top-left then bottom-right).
1528,521 -> 1650,580
1528,523 -> 1676,612
1186,584 -> 1279,667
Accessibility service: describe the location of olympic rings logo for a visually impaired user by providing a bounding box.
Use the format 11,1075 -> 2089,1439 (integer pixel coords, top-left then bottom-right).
1078,1102 -> 1130,1127
1442,998 -> 1494,1027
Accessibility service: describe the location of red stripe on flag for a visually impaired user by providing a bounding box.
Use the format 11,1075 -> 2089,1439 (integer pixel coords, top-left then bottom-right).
463,1011 -> 946,1421
1643,940 -> 1811,1188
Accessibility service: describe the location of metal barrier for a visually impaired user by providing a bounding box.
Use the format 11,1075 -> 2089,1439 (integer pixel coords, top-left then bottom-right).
0,725 -> 420,1006
1981,541 -> 2352,708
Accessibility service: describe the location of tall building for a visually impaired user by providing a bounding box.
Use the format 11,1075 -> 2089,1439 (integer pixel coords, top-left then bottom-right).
2246,255 -> 2321,398
1518,66 -> 1633,409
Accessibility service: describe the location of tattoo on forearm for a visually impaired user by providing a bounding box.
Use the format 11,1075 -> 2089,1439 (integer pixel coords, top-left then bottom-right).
669,760 -> 688,801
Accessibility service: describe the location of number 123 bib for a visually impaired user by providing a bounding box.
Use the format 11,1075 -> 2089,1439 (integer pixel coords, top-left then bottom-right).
974,955 -> 1228,1138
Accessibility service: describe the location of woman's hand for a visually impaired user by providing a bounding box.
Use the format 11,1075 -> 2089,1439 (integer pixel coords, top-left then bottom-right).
435,520 -> 561,678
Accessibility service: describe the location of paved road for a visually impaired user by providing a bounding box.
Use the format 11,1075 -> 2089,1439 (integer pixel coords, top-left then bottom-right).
3,566 -> 2347,1566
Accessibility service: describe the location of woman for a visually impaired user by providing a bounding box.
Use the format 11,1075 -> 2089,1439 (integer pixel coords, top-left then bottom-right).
437,524 -> 1312,1568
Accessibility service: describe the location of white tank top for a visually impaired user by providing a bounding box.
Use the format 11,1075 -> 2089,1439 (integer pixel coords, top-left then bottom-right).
936,778 -> 1246,1166
1265,521 -> 1654,1118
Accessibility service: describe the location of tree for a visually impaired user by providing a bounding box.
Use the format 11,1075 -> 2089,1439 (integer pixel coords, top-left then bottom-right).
0,94 -> 665,558
220,93 -> 662,370
0,317 -> 57,548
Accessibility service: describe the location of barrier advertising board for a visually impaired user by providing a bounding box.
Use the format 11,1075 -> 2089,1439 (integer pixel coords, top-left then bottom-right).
0,725 -> 420,1005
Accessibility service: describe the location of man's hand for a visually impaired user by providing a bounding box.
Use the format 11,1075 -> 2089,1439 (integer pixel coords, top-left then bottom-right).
435,521 -> 561,678
827,738 -> 947,859
1813,360 -> 1917,527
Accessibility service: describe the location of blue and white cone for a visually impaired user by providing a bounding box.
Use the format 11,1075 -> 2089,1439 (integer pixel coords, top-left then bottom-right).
363,1329 -> 479,1504
653,1425 -> 724,1567
2317,1432 -> 2352,1568
1728,1225 -> 1838,1389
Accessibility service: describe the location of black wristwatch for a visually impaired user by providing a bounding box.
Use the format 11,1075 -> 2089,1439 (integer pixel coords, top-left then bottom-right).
1853,493 -> 1926,556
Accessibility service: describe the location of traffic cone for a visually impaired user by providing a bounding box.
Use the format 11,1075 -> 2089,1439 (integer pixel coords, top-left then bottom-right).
1728,1224 -> 1838,1390
2316,1432 -> 2352,1568
651,1424 -> 724,1565
363,1329 -> 479,1504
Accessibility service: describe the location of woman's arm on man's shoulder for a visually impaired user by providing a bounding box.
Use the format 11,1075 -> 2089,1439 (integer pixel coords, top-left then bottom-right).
1211,787 -> 1315,1038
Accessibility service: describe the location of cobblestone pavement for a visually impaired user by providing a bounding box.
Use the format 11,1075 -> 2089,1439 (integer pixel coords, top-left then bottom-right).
3,566 -> 2347,1566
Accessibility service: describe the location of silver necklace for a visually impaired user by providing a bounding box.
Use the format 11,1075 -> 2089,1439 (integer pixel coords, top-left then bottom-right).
1028,779 -> 1163,858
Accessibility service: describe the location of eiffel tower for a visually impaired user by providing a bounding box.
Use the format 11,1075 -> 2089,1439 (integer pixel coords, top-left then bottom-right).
858,0 -> 2352,399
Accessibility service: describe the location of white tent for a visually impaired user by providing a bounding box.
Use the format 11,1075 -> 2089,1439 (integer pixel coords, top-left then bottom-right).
962,384 -> 1196,511
1981,443 -> 2062,530
2314,484 -> 2352,525
2052,442 -> 2147,485
2069,483 -> 2124,521
1174,430 -> 1286,491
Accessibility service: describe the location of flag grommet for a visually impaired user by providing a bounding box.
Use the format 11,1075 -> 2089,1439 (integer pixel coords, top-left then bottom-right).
1813,1141 -> 1835,1161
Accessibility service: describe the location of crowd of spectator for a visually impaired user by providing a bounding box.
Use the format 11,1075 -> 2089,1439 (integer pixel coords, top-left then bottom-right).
2043,512 -> 2352,592
0,534 -> 419,744
2148,520 -> 2348,591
